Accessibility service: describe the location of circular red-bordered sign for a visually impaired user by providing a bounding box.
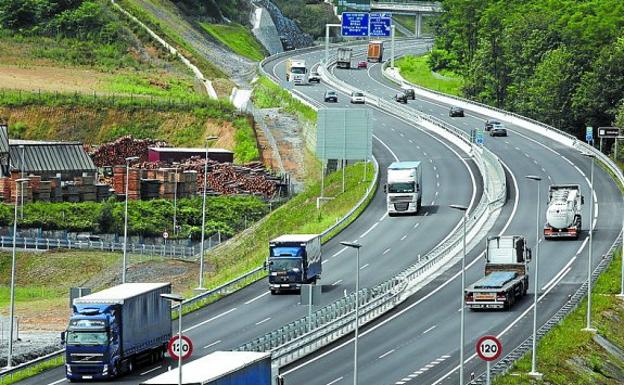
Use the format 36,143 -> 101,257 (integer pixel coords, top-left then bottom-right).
476,335 -> 502,362
167,335 -> 193,360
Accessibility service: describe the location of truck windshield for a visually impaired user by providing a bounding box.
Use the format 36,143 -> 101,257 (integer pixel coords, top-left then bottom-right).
291,68 -> 306,74
269,258 -> 301,271
388,182 -> 415,193
66,331 -> 108,346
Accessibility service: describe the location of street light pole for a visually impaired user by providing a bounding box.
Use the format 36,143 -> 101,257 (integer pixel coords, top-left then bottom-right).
160,294 -> 184,385
173,163 -> 179,235
340,241 -> 362,385
6,178 -> 28,369
526,175 -> 543,379
198,136 -> 218,291
581,153 -> 596,332
19,145 -> 24,220
122,156 -> 139,284
449,204 -> 467,385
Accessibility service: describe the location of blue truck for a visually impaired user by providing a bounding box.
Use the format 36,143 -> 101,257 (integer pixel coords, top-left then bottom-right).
141,351 -> 272,385
62,283 -> 172,381
267,234 -> 322,294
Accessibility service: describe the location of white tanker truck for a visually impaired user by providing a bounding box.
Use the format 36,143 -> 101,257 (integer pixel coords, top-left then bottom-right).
544,184 -> 584,239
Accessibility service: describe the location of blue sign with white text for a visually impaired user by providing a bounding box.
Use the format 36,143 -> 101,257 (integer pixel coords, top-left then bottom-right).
341,12 -> 369,37
369,12 -> 392,37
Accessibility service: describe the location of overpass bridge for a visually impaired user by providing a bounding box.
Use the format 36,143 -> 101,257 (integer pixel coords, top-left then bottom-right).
371,1 -> 442,37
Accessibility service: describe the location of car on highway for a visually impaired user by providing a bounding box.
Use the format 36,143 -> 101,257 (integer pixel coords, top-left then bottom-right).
449,106 -> 464,117
308,70 -> 321,83
357,61 -> 368,69
350,91 -> 365,104
324,90 -> 338,103
394,92 -> 408,104
489,122 -> 508,137
484,119 -> 502,131
401,86 -> 415,100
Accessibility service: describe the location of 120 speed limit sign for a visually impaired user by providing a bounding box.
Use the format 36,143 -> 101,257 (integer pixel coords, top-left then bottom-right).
476,335 -> 502,362
167,335 -> 193,360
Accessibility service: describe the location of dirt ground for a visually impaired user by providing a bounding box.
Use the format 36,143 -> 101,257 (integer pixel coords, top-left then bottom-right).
0,65 -> 106,94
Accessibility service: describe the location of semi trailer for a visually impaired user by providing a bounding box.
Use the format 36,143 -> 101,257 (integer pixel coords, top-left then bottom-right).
544,184 -> 583,239
336,47 -> 353,69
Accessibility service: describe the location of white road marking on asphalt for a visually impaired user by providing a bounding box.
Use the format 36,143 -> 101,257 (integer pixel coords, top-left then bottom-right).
332,279 -> 343,286
414,223 -> 420,228
332,247 -> 348,257
436,173 -> 439,178
400,133 -> 405,137
255,317 -> 271,325
360,263 -> 369,270
416,145 -> 420,149
514,146 -> 521,151
47,379 -> 66,385
435,191 -> 439,196
576,237 -> 589,255
379,213 -> 388,222
422,325 -> 437,334
379,349 -> 396,359
373,134 -> 400,162
203,340 -> 221,349
322,260 -> 328,265
360,222 -> 379,238
326,377 -> 343,385
401,235 -> 407,241
425,364 -> 434,368
409,139 -> 414,143
383,248 -> 391,255
542,256 -> 577,291
184,308 -> 237,332
433,165 -> 437,171
141,365 -> 162,376
423,212 -> 429,216
244,291 -> 270,305
561,156 -> 574,166
437,182 -> 440,187
423,152 -> 428,156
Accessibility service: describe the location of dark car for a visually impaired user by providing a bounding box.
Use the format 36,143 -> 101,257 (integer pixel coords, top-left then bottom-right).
324,90 -> 338,103
401,86 -> 415,100
484,119 -> 501,131
357,61 -> 368,69
489,122 -> 507,137
449,106 -> 464,117
394,92 -> 408,104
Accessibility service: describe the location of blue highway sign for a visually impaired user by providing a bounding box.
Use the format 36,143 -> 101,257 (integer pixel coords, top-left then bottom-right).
369,12 -> 392,37
341,12 -> 369,37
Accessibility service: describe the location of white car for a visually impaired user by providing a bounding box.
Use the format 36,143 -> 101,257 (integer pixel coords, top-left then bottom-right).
350,91 -> 365,104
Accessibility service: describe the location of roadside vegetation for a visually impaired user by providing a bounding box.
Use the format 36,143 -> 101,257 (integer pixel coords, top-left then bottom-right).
395,55 -> 463,96
272,0 -> 339,39
494,253 -> 624,385
200,22 -> 265,61
253,76 -> 317,123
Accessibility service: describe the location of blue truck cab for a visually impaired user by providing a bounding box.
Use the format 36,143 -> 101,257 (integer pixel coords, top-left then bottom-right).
267,234 -> 322,294
63,283 -> 171,381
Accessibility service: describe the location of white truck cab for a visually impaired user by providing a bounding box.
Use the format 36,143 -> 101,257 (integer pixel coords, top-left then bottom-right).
286,59 -> 308,85
385,161 -> 422,216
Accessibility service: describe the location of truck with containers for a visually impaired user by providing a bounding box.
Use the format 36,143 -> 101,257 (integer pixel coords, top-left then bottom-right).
385,161 -> 422,216
63,283 -> 172,381
267,234 -> 322,294
336,47 -> 353,68
141,351 -> 272,385
465,236 -> 532,310
367,40 -> 384,62
544,184 -> 583,239
285,59 -> 308,85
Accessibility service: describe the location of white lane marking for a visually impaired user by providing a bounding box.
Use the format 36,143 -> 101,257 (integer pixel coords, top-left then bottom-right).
414,223 -> 420,229
140,366 -> 162,376
436,173 -> 439,179
326,377 -> 343,385
514,146 -> 521,151
255,317 -> 271,325
184,307 -> 237,332
244,291 -> 270,305
360,222 -> 379,238
47,379 -> 66,385
437,182 -> 440,188
409,139 -> 414,143
400,132 -> 405,137
561,155 -> 575,166
373,134 -> 400,162
379,213 -> 388,222
422,325 -> 437,334
435,191 -> 439,196
322,260 -> 328,265
401,235 -> 407,241
332,279 -> 343,286
433,166 -> 437,171
542,256 -> 577,291
332,247 -> 348,258
360,263 -> 370,270
423,212 -> 429,216
203,340 -> 221,349
576,237 -> 589,255
379,349 -> 396,359
416,145 -> 420,149
423,152 -> 428,156
383,248 -> 391,255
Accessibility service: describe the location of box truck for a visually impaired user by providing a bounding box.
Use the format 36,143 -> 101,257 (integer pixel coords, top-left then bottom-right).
367,40 -> 384,62
63,283 -> 171,381
267,234 -> 322,294
385,161 -> 422,215
337,47 -> 353,69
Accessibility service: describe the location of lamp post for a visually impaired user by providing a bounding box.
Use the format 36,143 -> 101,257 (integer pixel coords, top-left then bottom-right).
581,152 -> 596,332
340,241 -> 362,385
122,156 -> 139,284
197,136 -> 218,291
19,145 -> 25,219
161,293 -> 184,385
526,175 -> 543,379
449,204 -> 468,385
6,177 -> 29,369
172,162 -> 179,236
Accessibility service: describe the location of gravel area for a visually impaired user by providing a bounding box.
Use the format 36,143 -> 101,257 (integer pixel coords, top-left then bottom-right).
254,0 -> 314,49
0,326 -> 61,367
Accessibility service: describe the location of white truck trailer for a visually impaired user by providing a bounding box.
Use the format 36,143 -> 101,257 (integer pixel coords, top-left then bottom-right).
286,59 -> 308,85
465,235 -> 532,310
385,161 -> 422,216
336,47 -> 353,69
544,184 -> 583,239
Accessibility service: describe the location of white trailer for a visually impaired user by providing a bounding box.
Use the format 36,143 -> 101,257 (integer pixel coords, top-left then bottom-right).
544,184 -> 583,239
385,161 -> 422,215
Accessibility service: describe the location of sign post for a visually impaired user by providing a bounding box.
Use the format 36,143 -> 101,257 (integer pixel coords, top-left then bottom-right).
598,127 -> 621,154
476,335 -> 502,385
585,126 -> 593,144
475,128 -> 485,145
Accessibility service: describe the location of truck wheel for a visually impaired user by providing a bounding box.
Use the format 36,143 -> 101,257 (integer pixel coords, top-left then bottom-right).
270,289 -> 276,295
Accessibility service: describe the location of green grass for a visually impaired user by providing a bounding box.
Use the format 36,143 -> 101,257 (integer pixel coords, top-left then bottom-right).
233,116 -> 260,163
395,55 -> 464,96
1,355 -> 65,385
493,252 -> 624,384
253,76 -> 317,123
103,73 -> 197,98
200,22 -> 266,61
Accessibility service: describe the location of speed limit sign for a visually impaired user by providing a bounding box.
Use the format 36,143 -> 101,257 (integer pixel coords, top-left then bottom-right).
476,335 -> 502,361
167,335 -> 193,360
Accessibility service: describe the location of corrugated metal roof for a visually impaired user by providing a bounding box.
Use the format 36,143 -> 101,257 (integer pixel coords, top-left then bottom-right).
0,125 -> 8,153
9,140 -> 96,174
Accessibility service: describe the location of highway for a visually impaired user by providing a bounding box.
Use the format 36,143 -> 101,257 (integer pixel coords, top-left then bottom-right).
276,42 -> 623,384
20,41 -> 483,385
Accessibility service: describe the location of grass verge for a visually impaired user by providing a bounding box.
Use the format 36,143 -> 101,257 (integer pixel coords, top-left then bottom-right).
252,76 -> 317,123
494,251 -> 624,384
1,355 -> 64,385
199,23 -> 265,62
395,55 -> 463,96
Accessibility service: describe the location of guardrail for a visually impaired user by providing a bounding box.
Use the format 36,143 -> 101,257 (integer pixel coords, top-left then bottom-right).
237,55 -> 506,368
